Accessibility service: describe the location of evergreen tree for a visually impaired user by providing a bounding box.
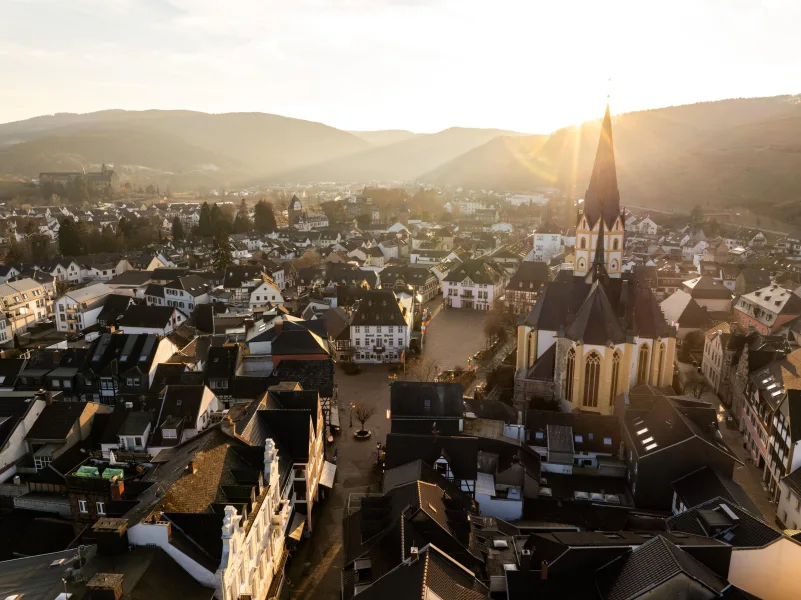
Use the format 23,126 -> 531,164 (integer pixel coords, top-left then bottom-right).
28,234 -> 51,263
5,241 -> 24,264
199,202 -> 212,236
212,232 -> 234,271
254,200 -> 277,233
210,203 -> 222,234
58,218 -> 83,256
233,199 -> 251,234
172,216 -> 185,241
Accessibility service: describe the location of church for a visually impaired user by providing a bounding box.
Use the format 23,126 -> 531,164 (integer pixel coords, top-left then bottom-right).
514,106 -> 676,415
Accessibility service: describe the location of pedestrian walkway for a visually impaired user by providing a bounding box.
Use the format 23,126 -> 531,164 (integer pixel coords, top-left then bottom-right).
677,362 -> 777,522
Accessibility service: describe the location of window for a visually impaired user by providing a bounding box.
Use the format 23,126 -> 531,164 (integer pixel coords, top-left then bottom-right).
397,339 -> 402,346
78,499 -> 87,513
604,437 -> 613,446
51,379 -> 61,389
355,326 -> 360,333
580,237 -> 587,249
583,352 -> 601,408
535,431 -> 544,440
612,238 -> 619,250
96,501 -> 106,515
610,352 -> 620,406
565,348 -> 575,402
637,345 -> 650,385
574,435 -> 583,443
656,343 -> 665,385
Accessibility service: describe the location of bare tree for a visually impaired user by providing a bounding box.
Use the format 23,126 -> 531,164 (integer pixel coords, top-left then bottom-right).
406,357 -> 440,382
354,405 -> 376,432
683,370 -> 711,399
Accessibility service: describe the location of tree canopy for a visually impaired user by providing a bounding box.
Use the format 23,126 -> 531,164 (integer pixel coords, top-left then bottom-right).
254,200 -> 277,233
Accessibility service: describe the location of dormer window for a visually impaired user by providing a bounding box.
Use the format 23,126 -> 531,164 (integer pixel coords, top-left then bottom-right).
163,428 -> 177,439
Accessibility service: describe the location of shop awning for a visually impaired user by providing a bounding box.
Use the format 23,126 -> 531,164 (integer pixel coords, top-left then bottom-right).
319,461 -> 337,488
288,512 -> 305,541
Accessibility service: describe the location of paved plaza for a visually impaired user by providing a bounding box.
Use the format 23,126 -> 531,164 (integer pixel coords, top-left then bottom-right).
285,304 -> 493,599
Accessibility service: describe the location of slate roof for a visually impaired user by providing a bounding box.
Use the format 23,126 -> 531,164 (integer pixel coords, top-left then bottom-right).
782,467 -> 801,497
527,409 -> 621,454
107,270 -> 154,285
390,381 -> 464,419
118,411 -> 152,436
624,396 -> 738,462
379,265 -> 437,287
354,544 -> 487,600
596,535 -> 728,600
205,345 -> 238,380
581,105 -> 621,230
666,496 -> 782,548
0,358 -> 25,387
97,293 -> 133,325
671,466 -> 761,515
256,410 -> 313,462
385,433 -> 478,480
166,274 -> 211,297
565,280 -> 626,344
506,261 -> 550,291
350,290 -> 408,327
155,385 -> 209,429
443,259 -> 506,285
682,275 -> 733,300
118,305 -> 175,329
660,290 -> 711,329
25,402 -> 88,441
273,359 -> 335,397
524,272 -> 672,341
0,394 -> 39,449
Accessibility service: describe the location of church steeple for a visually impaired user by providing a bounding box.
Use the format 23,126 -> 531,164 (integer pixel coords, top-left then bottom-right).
586,215 -> 609,285
582,104 -> 620,229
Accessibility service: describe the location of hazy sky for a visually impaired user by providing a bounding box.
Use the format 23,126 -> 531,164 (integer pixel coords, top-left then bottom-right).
2,0 -> 801,133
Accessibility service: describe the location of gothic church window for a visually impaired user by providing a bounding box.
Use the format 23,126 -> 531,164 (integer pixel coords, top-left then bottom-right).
565,348 -> 575,402
580,237 -> 587,249
612,238 -> 620,250
583,352 -> 601,408
656,343 -> 665,385
637,344 -> 650,385
610,351 -> 621,406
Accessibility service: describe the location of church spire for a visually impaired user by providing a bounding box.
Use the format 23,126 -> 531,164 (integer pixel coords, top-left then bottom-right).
586,214 -> 609,284
582,104 -> 620,229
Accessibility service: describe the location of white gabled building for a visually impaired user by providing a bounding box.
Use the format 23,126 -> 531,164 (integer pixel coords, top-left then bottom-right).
250,278 -> 284,311
55,283 -> 113,333
0,278 -> 50,336
442,259 -> 508,310
350,290 -> 413,363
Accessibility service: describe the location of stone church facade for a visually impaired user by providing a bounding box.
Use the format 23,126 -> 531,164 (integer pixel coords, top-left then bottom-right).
514,105 -> 677,416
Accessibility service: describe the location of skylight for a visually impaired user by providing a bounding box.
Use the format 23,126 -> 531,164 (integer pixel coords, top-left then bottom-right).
636,428 -> 649,436
645,443 -> 658,451
642,436 -> 654,444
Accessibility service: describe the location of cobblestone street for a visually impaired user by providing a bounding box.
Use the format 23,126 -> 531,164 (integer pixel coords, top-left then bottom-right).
678,362 -> 777,523
284,365 -> 390,600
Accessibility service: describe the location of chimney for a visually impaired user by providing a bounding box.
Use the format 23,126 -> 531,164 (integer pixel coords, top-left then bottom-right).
187,461 -> 197,475
110,479 -> 124,501
221,415 -> 236,439
409,546 -> 419,564
274,320 -> 284,335
86,572 -> 124,600
540,560 -> 548,581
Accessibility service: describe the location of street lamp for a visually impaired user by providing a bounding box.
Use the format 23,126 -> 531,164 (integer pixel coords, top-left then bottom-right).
350,402 -> 355,428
